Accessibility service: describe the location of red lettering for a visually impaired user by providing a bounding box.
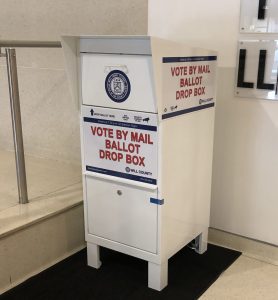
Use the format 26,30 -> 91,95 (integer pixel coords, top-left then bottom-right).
106,150 -> 111,160
116,130 -> 128,140
130,132 -> 153,144
99,149 -> 105,159
126,154 -> 145,167
91,126 -> 97,135
189,66 -> 197,75
105,140 -> 141,154
99,149 -> 123,162
194,87 -> 206,96
91,126 -> 113,138
126,154 -> 131,164
138,156 -> 145,166
118,153 -> 123,161
105,139 -> 111,149
176,89 -> 193,100
180,76 -> 203,87
171,66 -> 187,77
198,65 -> 210,74
171,67 -> 176,77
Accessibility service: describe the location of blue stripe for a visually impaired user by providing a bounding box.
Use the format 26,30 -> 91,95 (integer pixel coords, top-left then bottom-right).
86,165 -> 157,185
163,56 -> 217,63
162,103 -> 215,120
150,198 -> 164,205
84,117 -> 157,132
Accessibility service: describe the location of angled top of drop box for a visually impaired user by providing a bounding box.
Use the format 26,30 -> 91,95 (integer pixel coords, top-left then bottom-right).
79,35 -> 151,55
61,35 -> 217,119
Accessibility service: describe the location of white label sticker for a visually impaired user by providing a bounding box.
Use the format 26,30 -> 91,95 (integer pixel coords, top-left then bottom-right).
162,56 -> 217,120
82,106 -> 158,185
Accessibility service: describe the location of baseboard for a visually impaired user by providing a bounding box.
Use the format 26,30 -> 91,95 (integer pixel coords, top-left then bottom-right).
208,228 -> 278,266
0,244 -> 86,295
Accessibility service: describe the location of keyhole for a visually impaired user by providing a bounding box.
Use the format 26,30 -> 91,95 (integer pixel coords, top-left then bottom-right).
117,190 -> 122,196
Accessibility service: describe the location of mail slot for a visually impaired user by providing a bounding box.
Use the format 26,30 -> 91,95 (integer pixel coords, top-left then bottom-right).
62,35 -> 217,291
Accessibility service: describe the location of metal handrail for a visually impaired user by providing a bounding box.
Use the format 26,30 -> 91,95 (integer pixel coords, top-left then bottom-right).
5,48 -> 28,204
0,40 -> 61,48
0,41 -> 62,203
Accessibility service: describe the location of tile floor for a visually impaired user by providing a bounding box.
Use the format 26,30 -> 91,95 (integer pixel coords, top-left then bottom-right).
200,255 -> 278,299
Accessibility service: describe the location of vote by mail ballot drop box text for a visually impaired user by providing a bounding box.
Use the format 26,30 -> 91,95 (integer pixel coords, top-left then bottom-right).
62,36 -> 217,291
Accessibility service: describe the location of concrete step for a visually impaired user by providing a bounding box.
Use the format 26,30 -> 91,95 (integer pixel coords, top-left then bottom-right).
0,151 -> 85,294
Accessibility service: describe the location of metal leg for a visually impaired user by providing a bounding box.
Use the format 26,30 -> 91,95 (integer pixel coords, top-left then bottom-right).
87,243 -> 102,269
148,261 -> 168,291
195,229 -> 208,254
5,48 -> 28,204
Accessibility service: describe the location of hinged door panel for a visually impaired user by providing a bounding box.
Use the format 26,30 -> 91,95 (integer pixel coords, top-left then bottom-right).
86,176 -> 158,253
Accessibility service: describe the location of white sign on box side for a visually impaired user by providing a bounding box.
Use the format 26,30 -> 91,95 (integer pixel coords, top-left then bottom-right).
162,56 -> 217,120
82,106 -> 158,185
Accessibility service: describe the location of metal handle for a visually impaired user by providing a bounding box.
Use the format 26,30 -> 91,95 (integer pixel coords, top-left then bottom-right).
6,48 -> 28,204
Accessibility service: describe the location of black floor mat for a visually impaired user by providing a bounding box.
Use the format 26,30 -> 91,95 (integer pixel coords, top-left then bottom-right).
1,244 -> 241,300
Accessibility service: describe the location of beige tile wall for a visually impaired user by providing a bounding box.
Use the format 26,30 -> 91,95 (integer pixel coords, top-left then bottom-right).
0,0 -> 148,164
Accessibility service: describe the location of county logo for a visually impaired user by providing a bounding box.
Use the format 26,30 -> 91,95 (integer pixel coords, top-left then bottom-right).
105,70 -> 131,103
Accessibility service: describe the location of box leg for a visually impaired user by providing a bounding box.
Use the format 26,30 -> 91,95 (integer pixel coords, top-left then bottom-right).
195,228 -> 208,254
87,242 -> 102,269
148,261 -> 168,291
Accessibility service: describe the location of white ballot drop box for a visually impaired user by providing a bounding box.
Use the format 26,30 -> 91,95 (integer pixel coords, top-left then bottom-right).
62,36 -> 217,291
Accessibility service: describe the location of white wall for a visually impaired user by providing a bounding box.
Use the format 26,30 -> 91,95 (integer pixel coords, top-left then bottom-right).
148,0 -> 278,245
0,0 -> 147,164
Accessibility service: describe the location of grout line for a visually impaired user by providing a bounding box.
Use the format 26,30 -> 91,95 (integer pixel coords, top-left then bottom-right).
241,253 -> 278,267
0,65 -> 65,71
0,201 -> 83,239
210,227 -> 278,248
29,180 -> 82,202
0,203 -> 19,212
209,240 -> 278,267
0,244 -> 86,295
19,66 -> 65,71
0,180 -> 82,213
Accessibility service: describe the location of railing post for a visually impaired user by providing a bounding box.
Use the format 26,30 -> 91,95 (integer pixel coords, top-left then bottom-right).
5,48 -> 28,204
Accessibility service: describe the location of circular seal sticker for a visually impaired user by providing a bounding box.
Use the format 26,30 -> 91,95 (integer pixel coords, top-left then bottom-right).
105,70 -> 131,103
